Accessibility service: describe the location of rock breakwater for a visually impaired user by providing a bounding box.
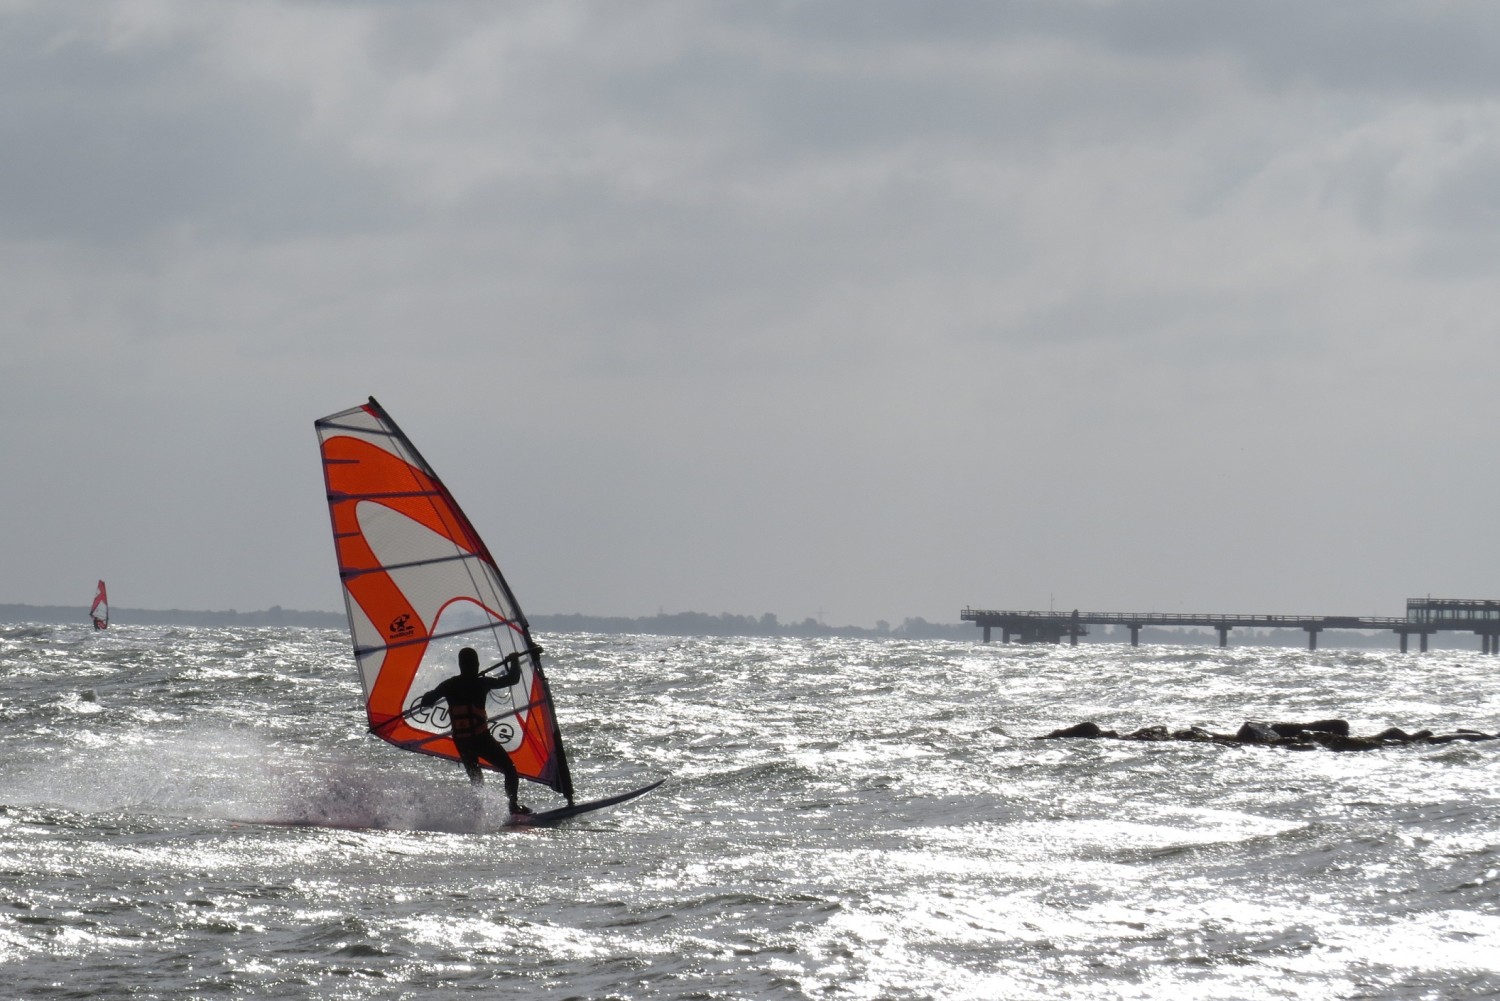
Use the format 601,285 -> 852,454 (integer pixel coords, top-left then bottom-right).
1035,718 -> 1499,751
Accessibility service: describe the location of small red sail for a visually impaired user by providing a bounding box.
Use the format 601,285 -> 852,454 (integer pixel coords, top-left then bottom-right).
90,580 -> 109,630
313,398 -> 573,800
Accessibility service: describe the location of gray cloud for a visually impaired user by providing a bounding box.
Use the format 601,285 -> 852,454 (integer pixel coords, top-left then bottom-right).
4,1 -> 1500,627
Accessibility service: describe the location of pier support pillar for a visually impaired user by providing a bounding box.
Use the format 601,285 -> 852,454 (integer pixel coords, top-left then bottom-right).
1217,625 -> 1230,648
1069,630 -> 1078,647
1399,632 -> 1409,654
1421,632 -> 1429,653
1129,624 -> 1140,647
982,625 -> 991,644
1306,628 -> 1321,651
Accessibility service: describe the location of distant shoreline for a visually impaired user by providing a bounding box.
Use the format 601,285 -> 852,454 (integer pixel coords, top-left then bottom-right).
5,604 -> 1443,648
0,603 -> 969,639
5,603 -> 1482,651
0,603 -> 347,629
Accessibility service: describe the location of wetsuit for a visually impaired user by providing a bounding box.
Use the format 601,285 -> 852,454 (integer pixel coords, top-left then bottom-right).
418,660 -> 522,799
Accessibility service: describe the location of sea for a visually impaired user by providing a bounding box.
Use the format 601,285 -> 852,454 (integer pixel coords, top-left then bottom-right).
2,623 -> 1498,1000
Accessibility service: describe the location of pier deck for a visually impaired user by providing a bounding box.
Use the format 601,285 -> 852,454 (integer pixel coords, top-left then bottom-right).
962,599 -> 1500,653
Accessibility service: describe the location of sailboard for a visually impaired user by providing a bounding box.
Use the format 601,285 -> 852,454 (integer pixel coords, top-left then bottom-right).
506,778 -> 665,828
313,397 -> 657,822
240,777 -> 667,834
90,580 -> 109,630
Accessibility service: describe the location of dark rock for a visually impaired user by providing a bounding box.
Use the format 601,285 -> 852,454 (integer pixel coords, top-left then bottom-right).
1372,727 -> 1434,743
1236,721 -> 1282,744
1310,732 -> 1381,752
1032,717 -> 1495,751
1037,721 -> 1104,740
1270,719 -> 1350,738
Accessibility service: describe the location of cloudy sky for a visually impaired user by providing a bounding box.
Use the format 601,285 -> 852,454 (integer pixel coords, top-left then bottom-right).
5,1 -> 1500,628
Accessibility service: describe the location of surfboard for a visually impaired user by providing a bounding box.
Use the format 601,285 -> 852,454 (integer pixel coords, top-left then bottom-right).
505,778 -> 665,828
239,779 -> 664,833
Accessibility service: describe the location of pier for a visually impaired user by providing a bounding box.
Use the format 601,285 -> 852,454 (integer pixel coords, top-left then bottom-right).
961,598 -> 1500,653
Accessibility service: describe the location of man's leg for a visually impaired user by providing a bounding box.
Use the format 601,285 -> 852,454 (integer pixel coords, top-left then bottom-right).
453,740 -> 484,784
476,737 -> 525,811
462,754 -> 484,785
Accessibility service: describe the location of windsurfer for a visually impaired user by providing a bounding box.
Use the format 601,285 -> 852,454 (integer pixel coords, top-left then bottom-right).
417,646 -> 531,815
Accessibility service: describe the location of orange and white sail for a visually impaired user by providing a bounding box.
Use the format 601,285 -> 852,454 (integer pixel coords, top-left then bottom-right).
90,580 -> 109,630
313,397 -> 573,800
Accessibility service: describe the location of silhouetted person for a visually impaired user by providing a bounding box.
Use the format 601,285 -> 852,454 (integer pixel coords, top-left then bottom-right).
418,647 -> 530,815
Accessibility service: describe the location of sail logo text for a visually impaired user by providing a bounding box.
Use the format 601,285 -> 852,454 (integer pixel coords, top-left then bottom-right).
389,614 -> 416,639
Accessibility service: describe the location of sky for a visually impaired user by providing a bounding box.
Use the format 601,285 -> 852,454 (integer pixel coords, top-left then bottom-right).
5,1 -> 1500,629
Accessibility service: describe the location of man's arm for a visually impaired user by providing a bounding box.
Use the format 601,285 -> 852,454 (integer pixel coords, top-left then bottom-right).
417,679 -> 448,708
486,649 -> 532,689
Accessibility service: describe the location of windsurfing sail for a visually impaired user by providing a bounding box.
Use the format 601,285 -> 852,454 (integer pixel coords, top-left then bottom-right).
90,580 -> 109,630
313,397 -> 573,801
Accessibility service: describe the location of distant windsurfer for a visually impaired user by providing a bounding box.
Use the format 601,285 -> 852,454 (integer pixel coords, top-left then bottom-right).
417,647 -> 531,815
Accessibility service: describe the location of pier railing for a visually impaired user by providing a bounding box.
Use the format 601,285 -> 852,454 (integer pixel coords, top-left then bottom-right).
960,605 -> 1499,654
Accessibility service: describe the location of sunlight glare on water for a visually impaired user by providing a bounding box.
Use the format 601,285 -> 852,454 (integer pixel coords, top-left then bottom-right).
1,624 -> 1499,998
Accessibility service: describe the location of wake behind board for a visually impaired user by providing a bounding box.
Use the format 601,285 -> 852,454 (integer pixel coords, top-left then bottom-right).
506,778 -> 665,828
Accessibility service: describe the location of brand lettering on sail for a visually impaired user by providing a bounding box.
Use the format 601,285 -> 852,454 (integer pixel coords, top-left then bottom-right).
389,613 -> 416,639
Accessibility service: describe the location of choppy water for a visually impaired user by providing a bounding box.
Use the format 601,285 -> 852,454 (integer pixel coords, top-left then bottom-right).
2,624 -> 1499,999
